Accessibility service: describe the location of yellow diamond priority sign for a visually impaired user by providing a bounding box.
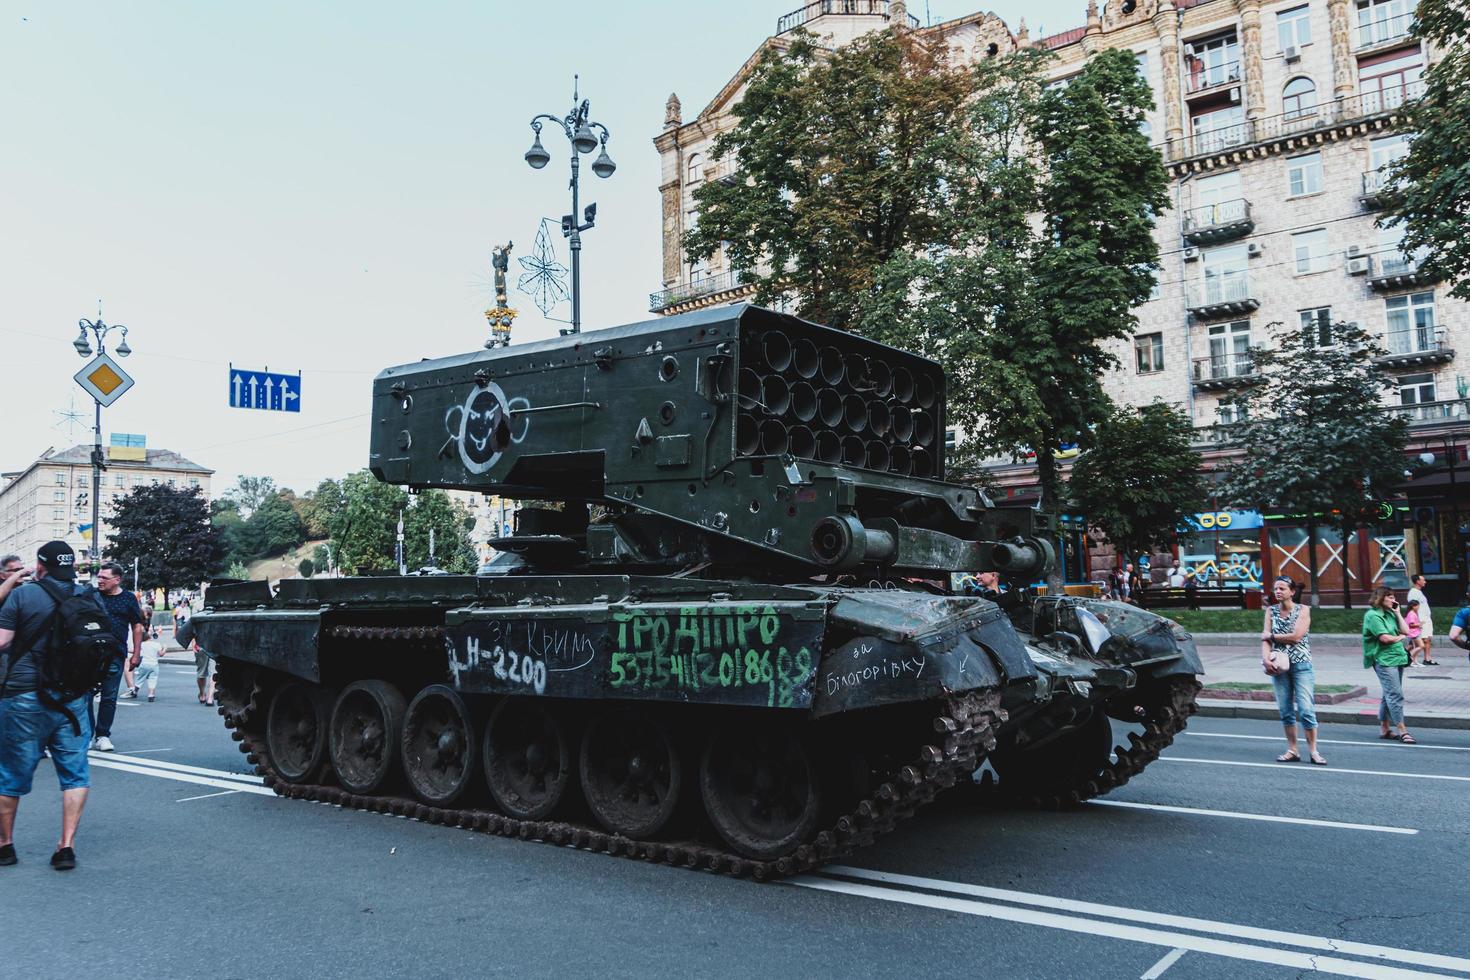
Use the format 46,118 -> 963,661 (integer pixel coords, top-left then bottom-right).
74,352 -> 135,407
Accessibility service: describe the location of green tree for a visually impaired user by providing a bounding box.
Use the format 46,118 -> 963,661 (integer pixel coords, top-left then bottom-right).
224,560 -> 250,581
330,470 -> 408,574
240,492 -> 306,559
1218,321 -> 1409,606
1384,0 -> 1470,299
297,477 -> 343,539
311,543 -> 332,574
404,490 -> 478,573
1066,402 -> 1207,567
684,28 -> 973,329
105,484 -> 221,593
224,475 -> 277,518
210,498 -> 249,572
297,557 -> 315,578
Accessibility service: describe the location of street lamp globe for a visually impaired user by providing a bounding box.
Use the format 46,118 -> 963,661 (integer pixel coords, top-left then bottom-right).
572,123 -> 599,155
591,147 -> 616,179
115,328 -> 131,357
73,326 -> 92,357
524,133 -> 551,169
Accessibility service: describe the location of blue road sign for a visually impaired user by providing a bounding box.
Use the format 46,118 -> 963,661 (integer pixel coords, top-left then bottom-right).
230,367 -> 301,412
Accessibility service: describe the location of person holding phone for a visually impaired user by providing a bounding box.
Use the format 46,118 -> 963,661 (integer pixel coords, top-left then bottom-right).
1363,587 -> 1415,744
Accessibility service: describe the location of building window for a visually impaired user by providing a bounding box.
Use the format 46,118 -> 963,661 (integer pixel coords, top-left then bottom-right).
1286,151 -> 1323,196
1277,5 -> 1311,50
1300,307 -> 1333,346
1398,372 -> 1437,417
54,472 -> 65,486
1190,104 -> 1246,153
1282,77 -> 1317,119
1359,47 -> 1423,109
113,474 -> 124,487
1207,319 -> 1253,379
686,153 -> 703,187
1200,243 -> 1250,305
53,490 -> 65,502
190,478 -> 200,488
1135,333 -> 1165,373
1218,398 -> 1249,426
1386,291 -> 1437,355
53,508 -> 64,520
1292,228 -> 1329,274
1184,32 -> 1241,93
1355,0 -> 1414,49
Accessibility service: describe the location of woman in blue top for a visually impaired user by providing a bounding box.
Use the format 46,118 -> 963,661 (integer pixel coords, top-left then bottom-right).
1262,575 -> 1324,764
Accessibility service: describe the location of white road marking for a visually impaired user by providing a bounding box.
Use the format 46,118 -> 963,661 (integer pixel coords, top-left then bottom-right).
119,747 -> 174,755
91,750 -> 263,785
790,875 -> 1458,979
1140,947 -> 1187,980
802,868 -> 1470,976
1159,756 -> 1470,782
1186,731 -> 1470,753
1087,798 -> 1417,835
90,757 -> 276,795
176,789 -> 242,803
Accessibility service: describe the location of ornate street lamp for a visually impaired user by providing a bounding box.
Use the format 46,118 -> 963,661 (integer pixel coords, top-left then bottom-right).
73,314 -> 132,568
524,77 -> 616,335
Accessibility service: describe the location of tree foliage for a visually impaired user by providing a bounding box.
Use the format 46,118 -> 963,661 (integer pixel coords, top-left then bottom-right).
329,470 -> 408,575
1385,0 -> 1470,299
297,558 -> 315,579
1218,321 -> 1409,603
223,475 -> 278,519
404,490 -> 478,574
105,484 -> 221,592
1066,402 -> 1207,564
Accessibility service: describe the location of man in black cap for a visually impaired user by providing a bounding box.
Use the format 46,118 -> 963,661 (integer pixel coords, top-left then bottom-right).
0,541 -> 95,870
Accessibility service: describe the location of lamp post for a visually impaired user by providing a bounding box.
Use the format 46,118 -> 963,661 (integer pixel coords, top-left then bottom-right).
523,77 -> 616,335
72,315 -> 132,572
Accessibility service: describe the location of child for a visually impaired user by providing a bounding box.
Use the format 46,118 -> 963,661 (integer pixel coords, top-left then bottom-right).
1404,598 -> 1424,666
135,628 -> 163,701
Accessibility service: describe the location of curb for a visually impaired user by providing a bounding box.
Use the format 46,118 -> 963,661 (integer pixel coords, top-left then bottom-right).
1190,633 -> 1361,649
1200,686 -> 1368,705
1194,700 -> 1470,731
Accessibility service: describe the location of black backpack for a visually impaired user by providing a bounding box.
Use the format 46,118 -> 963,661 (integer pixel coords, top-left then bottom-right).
31,579 -> 121,733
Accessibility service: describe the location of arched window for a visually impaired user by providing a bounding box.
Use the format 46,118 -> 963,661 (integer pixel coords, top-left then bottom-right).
686,153 -> 704,185
1282,77 -> 1317,119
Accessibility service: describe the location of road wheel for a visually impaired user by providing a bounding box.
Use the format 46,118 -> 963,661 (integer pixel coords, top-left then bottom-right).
266,681 -> 330,784
482,699 -> 572,820
700,723 -> 821,860
402,685 -> 481,806
329,680 -> 407,795
580,710 -> 682,839
990,708 -> 1113,800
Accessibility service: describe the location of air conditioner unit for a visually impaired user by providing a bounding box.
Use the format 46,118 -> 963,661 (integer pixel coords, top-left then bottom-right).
1346,244 -> 1363,257
1183,247 -> 1200,262
1246,242 -> 1264,257
1283,45 -> 1300,62
1347,257 -> 1371,275
1228,86 -> 1241,103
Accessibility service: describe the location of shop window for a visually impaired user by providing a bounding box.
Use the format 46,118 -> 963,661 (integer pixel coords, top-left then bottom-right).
1134,333 -> 1165,373
1277,5 -> 1311,51
1299,306 -> 1333,346
1282,77 -> 1317,119
1287,152 -> 1323,196
1292,228 -> 1329,274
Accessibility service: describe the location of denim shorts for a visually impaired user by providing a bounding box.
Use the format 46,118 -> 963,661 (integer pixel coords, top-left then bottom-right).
0,691 -> 92,797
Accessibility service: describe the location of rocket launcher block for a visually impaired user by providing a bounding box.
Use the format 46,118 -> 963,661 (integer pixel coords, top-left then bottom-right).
370,304 -> 1053,578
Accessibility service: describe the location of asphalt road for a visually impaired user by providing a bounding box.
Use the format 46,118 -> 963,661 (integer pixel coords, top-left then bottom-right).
2,666 -> 1468,980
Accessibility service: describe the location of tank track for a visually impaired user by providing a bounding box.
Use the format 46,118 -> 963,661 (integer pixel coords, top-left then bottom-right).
980,676 -> 1202,809
214,656 -> 1002,882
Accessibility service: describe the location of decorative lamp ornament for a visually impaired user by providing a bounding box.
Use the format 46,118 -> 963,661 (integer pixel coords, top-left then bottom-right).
525,131 -> 551,169
591,146 -> 616,179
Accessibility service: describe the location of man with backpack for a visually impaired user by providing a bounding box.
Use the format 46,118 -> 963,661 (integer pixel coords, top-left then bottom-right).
0,541 -> 120,870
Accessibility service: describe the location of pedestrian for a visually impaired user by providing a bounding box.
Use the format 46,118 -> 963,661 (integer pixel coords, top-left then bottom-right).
0,541 -> 110,870
1447,586 -> 1470,662
1130,561 -> 1148,607
1185,570 -> 1200,610
1168,562 -> 1186,589
973,569 -> 1022,612
1404,599 -> 1424,666
89,561 -> 144,752
1261,575 -> 1325,764
1362,586 -> 1416,744
177,618 -> 214,706
1407,573 -> 1439,665
134,628 -> 161,701
0,555 -> 28,607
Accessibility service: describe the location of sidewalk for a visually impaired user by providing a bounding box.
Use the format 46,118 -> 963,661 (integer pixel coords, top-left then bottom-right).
1193,638 -> 1470,730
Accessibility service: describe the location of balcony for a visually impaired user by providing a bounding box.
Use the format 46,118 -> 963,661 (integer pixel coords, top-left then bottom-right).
1187,274 -> 1259,319
1164,80 -> 1424,162
1376,325 -> 1454,369
1368,254 -> 1440,292
776,0 -> 918,34
1356,11 -> 1416,51
1185,59 -> 1241,97
1391,399 -> 1467,425
1181,199 -> 1253,244
1192,353 -> 1258,391
1360,167 -> 1398,210
649,268 -> 751,314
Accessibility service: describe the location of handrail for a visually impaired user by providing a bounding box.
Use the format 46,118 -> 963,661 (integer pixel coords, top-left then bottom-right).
649,268 -> 750,312
776,0 -> 919,34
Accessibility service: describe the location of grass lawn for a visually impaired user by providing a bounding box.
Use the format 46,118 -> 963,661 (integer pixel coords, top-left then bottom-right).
1162,607 -> 1369,635
1205,681 -> 1359,694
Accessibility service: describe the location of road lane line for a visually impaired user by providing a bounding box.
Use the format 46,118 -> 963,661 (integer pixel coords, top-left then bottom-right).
789,876 -> 1460,979
1087,799 -> 1417,834
176,789 -> 242,803
1140,947 -> 1187,979
1159,756 -> 1470,782
814,867 -> 1470,975
91,751 -> 264,785
119,747 -> 174,755
88,758 -> 276,796
1186,732 -> 1470,753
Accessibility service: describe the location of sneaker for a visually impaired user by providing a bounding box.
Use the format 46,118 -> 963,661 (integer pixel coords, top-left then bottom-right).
122,688 -> 137,699
50,847 -> 76,871
0,843 -> 16,866
147,695 -> 155,702
94,736 -> 115,752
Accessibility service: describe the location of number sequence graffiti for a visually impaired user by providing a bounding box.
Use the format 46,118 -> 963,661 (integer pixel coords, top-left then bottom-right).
447,619 -> 599,696
609,606 -> 815,708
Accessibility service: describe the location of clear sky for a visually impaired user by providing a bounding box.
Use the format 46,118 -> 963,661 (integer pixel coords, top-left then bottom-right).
1,0 -> 1087,494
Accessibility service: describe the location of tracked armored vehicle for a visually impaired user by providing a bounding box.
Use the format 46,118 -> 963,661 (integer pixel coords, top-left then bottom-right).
195,304 -> 1201,879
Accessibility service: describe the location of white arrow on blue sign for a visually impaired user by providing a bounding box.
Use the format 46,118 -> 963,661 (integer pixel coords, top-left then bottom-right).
229,366 -> 302,413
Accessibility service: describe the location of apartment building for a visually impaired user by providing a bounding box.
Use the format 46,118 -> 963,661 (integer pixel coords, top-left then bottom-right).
651,0 -> 1465,598
0,442 -> 214,570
